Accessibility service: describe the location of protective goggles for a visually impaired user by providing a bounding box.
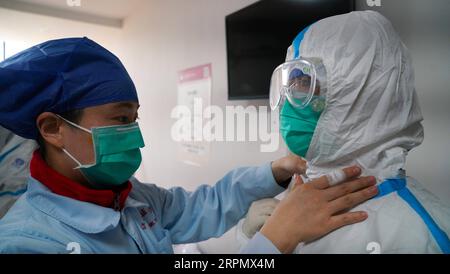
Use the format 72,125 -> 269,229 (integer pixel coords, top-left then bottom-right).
270,57 -> 327,112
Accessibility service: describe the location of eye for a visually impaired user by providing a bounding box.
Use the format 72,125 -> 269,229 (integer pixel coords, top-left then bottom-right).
114,116 -> 130,124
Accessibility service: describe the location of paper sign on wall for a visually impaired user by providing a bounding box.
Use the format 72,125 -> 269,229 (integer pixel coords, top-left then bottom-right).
176,64 -> 212,166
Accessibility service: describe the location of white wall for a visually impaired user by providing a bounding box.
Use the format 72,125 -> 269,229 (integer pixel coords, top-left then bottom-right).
356,0 -> 450,205
0,7 -> 123,59
119,0 -> 287,193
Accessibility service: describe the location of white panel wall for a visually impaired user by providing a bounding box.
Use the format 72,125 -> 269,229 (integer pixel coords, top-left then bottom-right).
0,7 -> 122,59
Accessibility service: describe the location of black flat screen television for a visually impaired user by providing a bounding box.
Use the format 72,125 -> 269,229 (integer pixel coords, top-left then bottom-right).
226,0 -> 354,100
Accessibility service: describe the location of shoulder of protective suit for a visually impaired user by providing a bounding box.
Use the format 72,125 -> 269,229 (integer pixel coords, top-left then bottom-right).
407,177 -> 450,233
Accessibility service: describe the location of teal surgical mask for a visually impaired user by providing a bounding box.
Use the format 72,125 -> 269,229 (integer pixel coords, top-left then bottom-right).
57,115 -> 145,187
279,99 -> 323,157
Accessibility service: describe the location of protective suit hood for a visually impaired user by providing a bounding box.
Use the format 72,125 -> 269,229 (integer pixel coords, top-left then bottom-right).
289,11 -> 424,182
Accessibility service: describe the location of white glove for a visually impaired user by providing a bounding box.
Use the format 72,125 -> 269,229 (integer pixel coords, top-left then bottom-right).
242,198 -> 280,239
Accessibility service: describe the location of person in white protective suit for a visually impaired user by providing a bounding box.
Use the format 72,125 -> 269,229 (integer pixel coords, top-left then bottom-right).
236,10 -> 450,254
0,126 -> 38,218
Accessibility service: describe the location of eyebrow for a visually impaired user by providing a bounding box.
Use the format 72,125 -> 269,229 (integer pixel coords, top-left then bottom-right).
112,102 -> 140,110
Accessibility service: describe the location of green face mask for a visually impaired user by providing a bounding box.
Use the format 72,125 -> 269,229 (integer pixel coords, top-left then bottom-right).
279,100 -> 323,157
58,115 -> 145,187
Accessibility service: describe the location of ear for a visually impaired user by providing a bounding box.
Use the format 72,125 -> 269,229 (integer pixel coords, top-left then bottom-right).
36,112 -> 65,149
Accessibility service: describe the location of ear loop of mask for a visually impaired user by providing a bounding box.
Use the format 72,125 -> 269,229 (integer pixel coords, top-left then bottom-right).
55,114 -> 94,170
62,148 -> 84,169
56,114 -> 92,134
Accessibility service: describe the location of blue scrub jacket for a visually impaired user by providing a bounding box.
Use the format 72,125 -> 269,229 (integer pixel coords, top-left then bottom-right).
0,163 -> 284,254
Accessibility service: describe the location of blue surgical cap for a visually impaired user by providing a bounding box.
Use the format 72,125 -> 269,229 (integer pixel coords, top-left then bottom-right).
289,68 -> 305,80
292,25 -> 311,59
0,37 -> 139,140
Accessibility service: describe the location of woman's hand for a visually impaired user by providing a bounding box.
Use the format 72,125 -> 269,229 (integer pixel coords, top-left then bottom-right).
260,166 -> 378,254
271,154 -> 306,184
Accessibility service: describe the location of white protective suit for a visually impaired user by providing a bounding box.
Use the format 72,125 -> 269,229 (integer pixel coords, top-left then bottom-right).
0,126 -> 37,218
237,11 -> 450,254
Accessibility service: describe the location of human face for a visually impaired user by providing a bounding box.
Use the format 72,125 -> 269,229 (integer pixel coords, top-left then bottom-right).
58,102 -> 140,187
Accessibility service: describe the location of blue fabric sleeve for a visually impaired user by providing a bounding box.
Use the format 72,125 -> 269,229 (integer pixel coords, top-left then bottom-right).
240,232 -> 281,254
157,163 -> 285,244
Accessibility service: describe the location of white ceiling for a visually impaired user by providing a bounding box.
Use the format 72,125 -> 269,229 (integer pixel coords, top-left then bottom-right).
13,0 -> 143,19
